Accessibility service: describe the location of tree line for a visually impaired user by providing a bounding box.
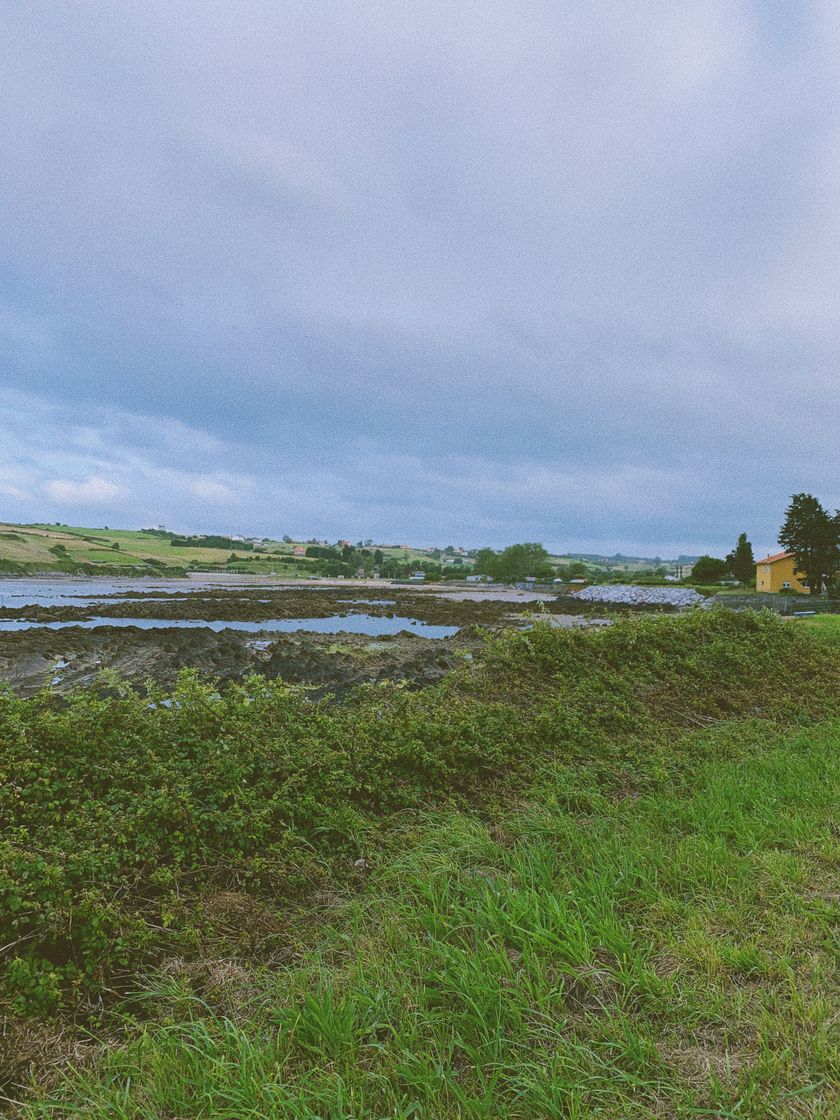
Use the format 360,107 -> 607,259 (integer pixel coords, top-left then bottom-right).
156,491 -> 840,594
692,493 -> 840,595
473,543 -> 554,581
778,493 -> 840,595
689,533 -> 755,585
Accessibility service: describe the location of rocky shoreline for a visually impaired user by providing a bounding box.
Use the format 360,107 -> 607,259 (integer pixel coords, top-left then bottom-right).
0,581 -> 685,698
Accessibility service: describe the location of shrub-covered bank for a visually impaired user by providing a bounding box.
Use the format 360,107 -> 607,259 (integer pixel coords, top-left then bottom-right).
2,611 -> 840,1114
22,719 -> 840,1119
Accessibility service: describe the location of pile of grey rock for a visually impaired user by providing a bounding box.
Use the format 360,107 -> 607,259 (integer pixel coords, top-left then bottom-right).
571,585 -> 702,608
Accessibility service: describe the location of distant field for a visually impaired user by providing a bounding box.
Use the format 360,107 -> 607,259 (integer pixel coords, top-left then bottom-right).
0,525 -> 131,571
0,523 -> 706,581
0,523 -> 294,574
0,524 -> 451,577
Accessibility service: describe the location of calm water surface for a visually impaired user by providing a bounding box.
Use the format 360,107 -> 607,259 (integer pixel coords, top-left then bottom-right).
0,614 -> 458,638
0,579 -> 459,638
0,576 -> 295,608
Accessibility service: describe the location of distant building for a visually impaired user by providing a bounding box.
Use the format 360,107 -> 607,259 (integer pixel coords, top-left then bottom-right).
755,551 -> 808,594
672,563 -> 693,580
409,571 -> 425,581
292,545 -> 306,556
466,574 -> 492,583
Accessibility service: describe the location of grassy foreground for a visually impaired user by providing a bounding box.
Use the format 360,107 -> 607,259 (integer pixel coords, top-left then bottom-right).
794,613 -> 840,642
2,612 -> 839,1116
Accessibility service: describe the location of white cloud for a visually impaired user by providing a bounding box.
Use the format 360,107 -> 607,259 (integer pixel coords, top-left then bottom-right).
0,481 -> 31,501
44,476 -> 121,504
183,477 -> 238,503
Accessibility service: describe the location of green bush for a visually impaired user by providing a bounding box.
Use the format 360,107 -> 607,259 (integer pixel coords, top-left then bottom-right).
1,612 -> 838,1014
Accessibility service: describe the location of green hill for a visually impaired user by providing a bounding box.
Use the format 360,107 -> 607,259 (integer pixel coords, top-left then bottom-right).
0,522 -> 696,581
0,523 -> 297,576
0,524 -> 442,579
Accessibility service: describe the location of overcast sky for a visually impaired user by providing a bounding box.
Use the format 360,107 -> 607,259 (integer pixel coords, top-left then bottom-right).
2,2 -> 838,556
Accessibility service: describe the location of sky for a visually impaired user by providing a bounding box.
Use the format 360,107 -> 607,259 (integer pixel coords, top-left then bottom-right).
2,1 -> 839,557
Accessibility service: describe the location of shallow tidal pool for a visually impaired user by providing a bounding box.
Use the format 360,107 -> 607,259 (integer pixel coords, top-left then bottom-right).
0,613 -> 459,639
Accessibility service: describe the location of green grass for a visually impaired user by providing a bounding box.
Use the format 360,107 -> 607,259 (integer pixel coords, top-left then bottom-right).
0,525 -> 187,574
20,720 -> 840,1118
65,549 -> 146,566
793,614 -> 840,643
0,523 -> 315,575
691,584 -> 754,595
3,612 -> 839,1116
0,523 -> 444,577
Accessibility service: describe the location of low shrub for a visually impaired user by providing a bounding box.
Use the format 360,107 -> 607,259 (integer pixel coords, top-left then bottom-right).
1,611 -> 837,1015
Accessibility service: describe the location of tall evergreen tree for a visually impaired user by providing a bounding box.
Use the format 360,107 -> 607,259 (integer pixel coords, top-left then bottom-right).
778,493 -> 840,595
726,532 -> 755,583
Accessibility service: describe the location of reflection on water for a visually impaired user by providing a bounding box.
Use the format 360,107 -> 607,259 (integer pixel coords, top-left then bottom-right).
0,578 -> 196,608
0,614 -> 458,639
0,576 -> 305,608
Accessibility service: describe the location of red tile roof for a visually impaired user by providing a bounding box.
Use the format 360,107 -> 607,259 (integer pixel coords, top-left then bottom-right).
756,550 -> 793,565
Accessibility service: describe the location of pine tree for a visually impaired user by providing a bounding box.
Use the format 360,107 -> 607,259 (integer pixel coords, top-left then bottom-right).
778,494 -> 840,595
726,532 -> 755,584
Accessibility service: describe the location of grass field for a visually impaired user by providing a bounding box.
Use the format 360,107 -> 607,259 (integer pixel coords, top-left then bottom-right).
22,721 -> 839,1119
2,612 -> 839,1117
793,613 -> 840,642
0,524 -> 216,573
0,522 -> 701,581
0,523 -> 446,577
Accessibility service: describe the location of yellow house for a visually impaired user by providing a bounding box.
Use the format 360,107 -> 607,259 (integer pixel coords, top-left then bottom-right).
755,551 -> 808,593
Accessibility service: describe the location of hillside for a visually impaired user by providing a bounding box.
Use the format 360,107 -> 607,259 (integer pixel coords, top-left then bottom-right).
0,522 -> 706,582
0,524 -> 441,578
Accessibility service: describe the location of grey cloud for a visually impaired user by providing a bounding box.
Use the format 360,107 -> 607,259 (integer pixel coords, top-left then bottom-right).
1,2 -> 839,553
